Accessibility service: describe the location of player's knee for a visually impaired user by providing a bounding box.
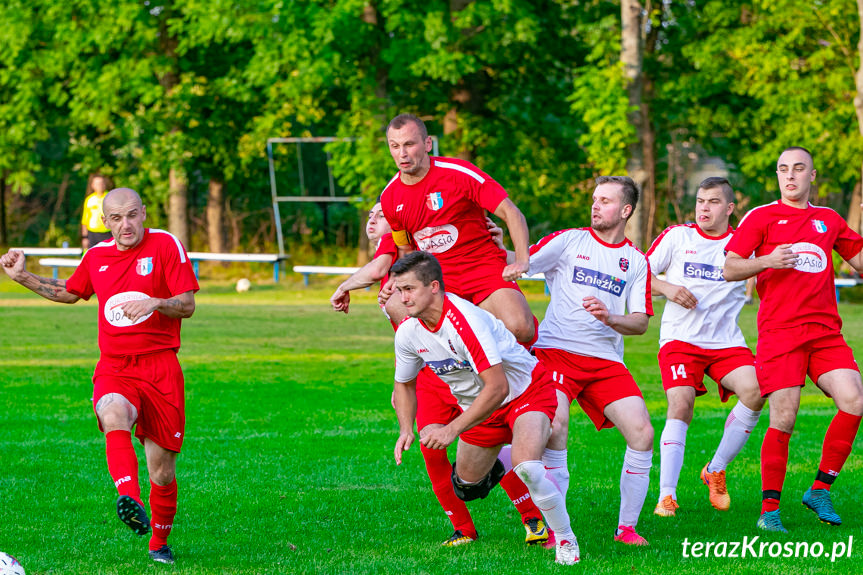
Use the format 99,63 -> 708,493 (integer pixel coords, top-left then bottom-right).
450,459 -> 505,501
96,394 -> 136,431
513,459 -> 546,491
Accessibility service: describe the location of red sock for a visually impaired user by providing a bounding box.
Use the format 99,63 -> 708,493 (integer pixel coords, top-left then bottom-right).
149,479 -> 177,551
761,427 -> 791,514
105,430 -> 142,504
420,444 -> 476,538
813,410 -> 862,491
519,315 -> 540,351
499,470 -> 543,523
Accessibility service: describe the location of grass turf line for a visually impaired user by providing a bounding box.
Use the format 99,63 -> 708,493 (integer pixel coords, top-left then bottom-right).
0,280 -> 861,574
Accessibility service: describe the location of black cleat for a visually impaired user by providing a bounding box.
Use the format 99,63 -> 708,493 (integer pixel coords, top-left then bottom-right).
149,545 -> 175,564
117,495 -> 151,535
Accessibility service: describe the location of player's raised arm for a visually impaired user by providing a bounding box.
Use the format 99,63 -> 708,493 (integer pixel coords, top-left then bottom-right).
421,363 -> 509,450
331,254 -> 394,313
494,199 -> 530,281
723,245 -> 797,282
120,290 -> 196,323
0,249 -> 80,304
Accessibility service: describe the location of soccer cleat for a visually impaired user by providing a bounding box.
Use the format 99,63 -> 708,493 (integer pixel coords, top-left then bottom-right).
654,495 -> 679,517
701,463 -> 731,511
756,510 -> 788,533
148,545 -> 175,565
116,495 -> 151,536
542,529 -> 556,550
555,539 -> 580,565
802,488 -> 842,526
441,530 -> 476,547
523,517 -> 549,545
614,525 -> 648,546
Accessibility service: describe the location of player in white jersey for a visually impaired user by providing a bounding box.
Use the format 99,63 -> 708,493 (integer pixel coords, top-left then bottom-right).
647,177 -> 765,517
526,176 -> 655,546
390,251 -> 580,566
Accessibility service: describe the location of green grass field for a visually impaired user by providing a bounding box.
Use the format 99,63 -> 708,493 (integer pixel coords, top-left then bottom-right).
1,276 -> 861,574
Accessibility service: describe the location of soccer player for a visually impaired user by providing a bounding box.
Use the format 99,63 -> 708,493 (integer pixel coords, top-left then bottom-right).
81,174 -> 113,250
390,251 -> 580,565
331,202 -> 551,547
526,176 -> 654,545
379,113 -> 536,344
647,177 -> 764,517
1,188 -> 198,564
724,147 -> 863,532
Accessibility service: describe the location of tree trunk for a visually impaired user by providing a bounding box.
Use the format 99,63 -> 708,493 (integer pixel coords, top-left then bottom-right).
168,167 -> 190,248
849,181 -> 862,236
853,0 -> 863,235
206,178 -> 226,253
621,0 -> 647,248
0,174 -> 7,247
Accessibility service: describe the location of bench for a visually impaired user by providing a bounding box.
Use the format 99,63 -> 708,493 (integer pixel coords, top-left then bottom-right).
292,265 -> 549,290
36,253 -> 285,283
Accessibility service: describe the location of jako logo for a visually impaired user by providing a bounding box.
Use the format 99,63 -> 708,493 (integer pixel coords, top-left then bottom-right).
417,348 -> 430,354
572,266 -> 626,296
576,254 -> 590,261
790,242 -> 827,274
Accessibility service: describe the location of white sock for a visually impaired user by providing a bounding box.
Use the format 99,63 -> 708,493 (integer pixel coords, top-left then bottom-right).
619,447 -> 652,528
709,402 -> 761,473
498,445 -> 513,472
515,460 -> 576,543
659,419 -> 688,500
542,448 -> 569,498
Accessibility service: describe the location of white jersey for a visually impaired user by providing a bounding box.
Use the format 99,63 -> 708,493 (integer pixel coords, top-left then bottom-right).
529,228 -> 652,364
394,293 -> 537,411
647,223 -> 747,350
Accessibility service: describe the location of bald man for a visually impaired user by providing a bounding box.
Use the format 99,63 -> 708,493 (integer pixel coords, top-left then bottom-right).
1,188 -> 199,564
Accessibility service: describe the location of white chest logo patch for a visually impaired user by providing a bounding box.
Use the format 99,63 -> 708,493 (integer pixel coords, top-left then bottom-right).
790,242 -> 827,274
415,224 -> 459,254
104,291 -> 153,327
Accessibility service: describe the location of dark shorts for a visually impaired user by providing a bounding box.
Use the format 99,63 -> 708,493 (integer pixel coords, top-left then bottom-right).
87,230 -> 113,246
93,349 -> 186,452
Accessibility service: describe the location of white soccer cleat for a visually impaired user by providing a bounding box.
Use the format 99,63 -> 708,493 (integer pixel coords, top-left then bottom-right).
555,538 -> 580,565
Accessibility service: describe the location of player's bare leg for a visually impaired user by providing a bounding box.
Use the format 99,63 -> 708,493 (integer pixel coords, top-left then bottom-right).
477,288 -> 535,344
804,369 -> 863,526
700,366 -> 763,511
656,386 -> 694,516
605,397 -> 653,545
95,393 -> 151,536
758,386 -> 801,532
144,439 -> 178,564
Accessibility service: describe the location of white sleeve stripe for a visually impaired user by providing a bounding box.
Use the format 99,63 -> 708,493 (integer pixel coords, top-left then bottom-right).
382,172 -> 400,194
433,160 -> 486,184
149,229 -> 187,263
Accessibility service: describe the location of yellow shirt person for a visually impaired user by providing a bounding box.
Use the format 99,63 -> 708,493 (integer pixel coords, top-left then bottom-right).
81,175 -> 113,250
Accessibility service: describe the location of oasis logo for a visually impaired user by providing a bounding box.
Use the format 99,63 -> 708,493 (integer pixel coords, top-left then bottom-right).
572,266 -> 626,296
683,262 -> 724,281
415,224 -> 459,254
790,242 -> 827,274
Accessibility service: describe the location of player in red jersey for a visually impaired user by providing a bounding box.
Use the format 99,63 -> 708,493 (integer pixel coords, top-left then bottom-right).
331,202 -> 551,547
1,188 -> 198,564
378,113 -> 536,344
724,147 -> 863,532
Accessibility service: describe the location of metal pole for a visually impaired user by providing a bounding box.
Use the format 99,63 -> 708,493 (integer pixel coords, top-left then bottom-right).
267,140 -> 286,258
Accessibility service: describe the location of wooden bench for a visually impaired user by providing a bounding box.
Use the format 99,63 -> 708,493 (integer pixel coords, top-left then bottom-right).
36,253 -> 286,282
292,265 -> 361,286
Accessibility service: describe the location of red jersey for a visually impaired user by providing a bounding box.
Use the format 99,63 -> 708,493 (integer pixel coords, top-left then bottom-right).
66,229 -> 200,356
380,157 -> 509,274
725,201 -> 863,333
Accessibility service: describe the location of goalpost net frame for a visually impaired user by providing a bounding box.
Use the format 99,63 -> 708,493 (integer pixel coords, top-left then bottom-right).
266,136 -> 440,258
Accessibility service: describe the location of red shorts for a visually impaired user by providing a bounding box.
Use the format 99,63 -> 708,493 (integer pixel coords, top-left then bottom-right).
658,341 -> 754,402
442,259 -> 522,305
93,350 -> 186,452
415,368 -> 461,431
535,347 -> 642,431
756,324 -> 859,397
459,364 -> 558,448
